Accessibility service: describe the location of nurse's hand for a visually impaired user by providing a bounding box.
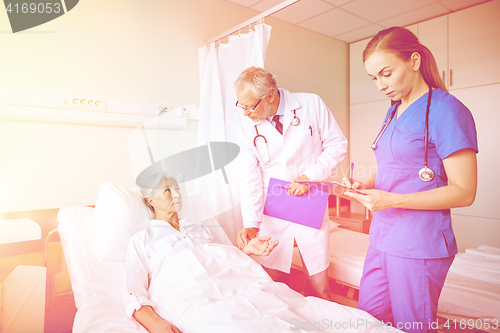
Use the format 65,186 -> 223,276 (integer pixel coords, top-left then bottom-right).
341,176 -> 364,191
289,175 -> 310,196
344,188 -> 397,212
242,236 -> 279,256
236,227 -> 259,249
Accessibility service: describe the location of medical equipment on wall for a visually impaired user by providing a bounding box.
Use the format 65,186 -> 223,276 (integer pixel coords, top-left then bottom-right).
253,109 -> 300,167
371,88 -> 435,182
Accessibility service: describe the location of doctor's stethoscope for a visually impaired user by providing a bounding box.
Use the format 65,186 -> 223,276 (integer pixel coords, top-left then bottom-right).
254,109 -> 300,168
371,87 -> 435,182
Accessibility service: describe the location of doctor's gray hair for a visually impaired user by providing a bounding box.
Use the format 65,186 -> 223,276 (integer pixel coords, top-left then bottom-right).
140,172 -> 178,213
234,66 -> 278,99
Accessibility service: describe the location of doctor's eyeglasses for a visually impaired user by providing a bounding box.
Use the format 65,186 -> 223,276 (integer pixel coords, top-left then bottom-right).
235,99 -> 261,112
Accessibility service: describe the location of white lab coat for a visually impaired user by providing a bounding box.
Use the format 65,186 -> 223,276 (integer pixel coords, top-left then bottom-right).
238,88 -> 347,275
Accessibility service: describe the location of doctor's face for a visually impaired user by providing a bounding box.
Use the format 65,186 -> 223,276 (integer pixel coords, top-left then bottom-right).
364,50 -> 418,102
236,84 -> 276,122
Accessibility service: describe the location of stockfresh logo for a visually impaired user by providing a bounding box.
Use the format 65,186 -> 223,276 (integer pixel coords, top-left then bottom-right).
4,0 -> 79,33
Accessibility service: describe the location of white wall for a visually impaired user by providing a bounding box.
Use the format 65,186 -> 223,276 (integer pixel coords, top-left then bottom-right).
265,18 -> 350,180
0,0 -> 349,212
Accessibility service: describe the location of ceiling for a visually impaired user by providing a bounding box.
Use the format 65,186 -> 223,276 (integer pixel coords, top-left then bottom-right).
224,0 -> 491,43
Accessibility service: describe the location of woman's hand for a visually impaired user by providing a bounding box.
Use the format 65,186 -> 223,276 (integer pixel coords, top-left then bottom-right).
133,306 -> 182,333
152,319 -> 182,333
341,176 -> 365,192
242,236 -> 279,256
344,188 -> 398,212
341,175 -> 398,211
288,175 -> 310,196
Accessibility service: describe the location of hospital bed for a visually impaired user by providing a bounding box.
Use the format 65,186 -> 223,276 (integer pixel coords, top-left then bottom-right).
292,226 -> 500,331
55,182 -> 402,333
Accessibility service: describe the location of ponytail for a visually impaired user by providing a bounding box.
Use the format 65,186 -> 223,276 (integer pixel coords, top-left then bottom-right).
418,45 -> 448,92
364,27 -> 448,93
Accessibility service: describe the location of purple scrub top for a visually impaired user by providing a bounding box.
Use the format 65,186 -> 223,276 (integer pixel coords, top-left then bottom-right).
370,89 -> 478,259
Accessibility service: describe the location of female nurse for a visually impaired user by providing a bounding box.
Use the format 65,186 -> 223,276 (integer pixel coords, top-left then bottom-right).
343,27 -> 478,333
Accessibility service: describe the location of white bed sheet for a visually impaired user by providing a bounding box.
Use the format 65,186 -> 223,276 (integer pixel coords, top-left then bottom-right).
292,226 -> 500,321
148,243 -> 398,333
439,247 -> 500,321
58,200 -> 402,333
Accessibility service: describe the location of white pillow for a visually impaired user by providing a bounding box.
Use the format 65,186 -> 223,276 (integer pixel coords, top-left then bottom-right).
57,206 -> 134,307
57,206 -> 97,307
92,182 -> 231,261
94,183 -> 152,261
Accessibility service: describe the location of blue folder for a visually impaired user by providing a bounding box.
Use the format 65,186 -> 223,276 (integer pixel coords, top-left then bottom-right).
263,178 -> 329,229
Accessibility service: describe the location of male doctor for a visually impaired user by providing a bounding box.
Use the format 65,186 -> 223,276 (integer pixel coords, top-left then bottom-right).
234,67 -> 347,299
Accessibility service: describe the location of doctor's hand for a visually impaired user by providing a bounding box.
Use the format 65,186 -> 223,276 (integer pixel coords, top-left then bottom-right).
344,188 -> 397,212
236,227 -> 259,249
289,175 -> 311,196
242,236 -> 279,256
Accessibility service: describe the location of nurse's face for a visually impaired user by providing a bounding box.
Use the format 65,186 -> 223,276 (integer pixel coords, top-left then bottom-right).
364,50 -> 419,102
236,84 -> 277,122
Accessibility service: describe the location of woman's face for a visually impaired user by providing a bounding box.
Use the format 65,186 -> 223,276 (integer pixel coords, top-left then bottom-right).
364,50 -> 419,102
150,179 -> 182,215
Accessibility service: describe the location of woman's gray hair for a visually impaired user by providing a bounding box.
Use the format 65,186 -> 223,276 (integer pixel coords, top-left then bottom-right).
234,66 -> 278,99
140,172 -> 178,213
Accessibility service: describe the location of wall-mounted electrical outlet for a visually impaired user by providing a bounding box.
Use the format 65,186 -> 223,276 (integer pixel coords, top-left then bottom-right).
70,95 -> 105,111
181,104 -> 199,119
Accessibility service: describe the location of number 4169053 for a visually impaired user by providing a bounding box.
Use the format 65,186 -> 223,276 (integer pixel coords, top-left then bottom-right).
443,319 -> 499,330
6,2 -> 62,14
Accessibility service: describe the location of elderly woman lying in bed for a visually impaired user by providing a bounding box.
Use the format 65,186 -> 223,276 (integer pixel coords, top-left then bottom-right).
125,173 -> 400,333
126,173 -> 278,332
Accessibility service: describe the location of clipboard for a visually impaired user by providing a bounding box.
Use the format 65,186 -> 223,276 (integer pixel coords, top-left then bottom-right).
263,178 -> 329,229
297,180 -> 367,196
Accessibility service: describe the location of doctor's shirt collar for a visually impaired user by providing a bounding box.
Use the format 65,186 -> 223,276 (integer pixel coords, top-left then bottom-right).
267,88 -> 285,123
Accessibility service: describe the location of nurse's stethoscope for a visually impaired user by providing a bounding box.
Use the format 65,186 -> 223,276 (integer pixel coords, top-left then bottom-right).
371,88 -> 435,182
254,109 -> 300,168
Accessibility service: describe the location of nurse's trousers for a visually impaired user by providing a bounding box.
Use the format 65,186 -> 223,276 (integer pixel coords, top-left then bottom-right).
358,244 -> 454,333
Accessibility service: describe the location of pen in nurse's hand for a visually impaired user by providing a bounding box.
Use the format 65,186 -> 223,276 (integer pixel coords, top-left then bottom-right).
350,162 -> 354,188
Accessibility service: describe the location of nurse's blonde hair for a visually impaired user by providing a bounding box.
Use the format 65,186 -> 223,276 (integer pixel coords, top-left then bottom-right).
140,172 -> 178,213
363,27 -> 448,93
234,66 -> 278,99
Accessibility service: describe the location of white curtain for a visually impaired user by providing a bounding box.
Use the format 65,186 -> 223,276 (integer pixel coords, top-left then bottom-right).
195,24 -> 272,244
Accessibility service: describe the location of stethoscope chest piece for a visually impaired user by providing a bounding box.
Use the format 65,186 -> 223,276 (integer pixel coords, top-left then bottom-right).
418,166 -> 435,182
291,110 -> 300,126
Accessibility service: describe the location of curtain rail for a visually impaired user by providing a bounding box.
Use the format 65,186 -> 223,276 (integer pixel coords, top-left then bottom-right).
205,0 -> 300,45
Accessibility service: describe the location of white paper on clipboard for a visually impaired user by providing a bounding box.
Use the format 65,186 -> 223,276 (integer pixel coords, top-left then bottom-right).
297,180 -> 367,196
